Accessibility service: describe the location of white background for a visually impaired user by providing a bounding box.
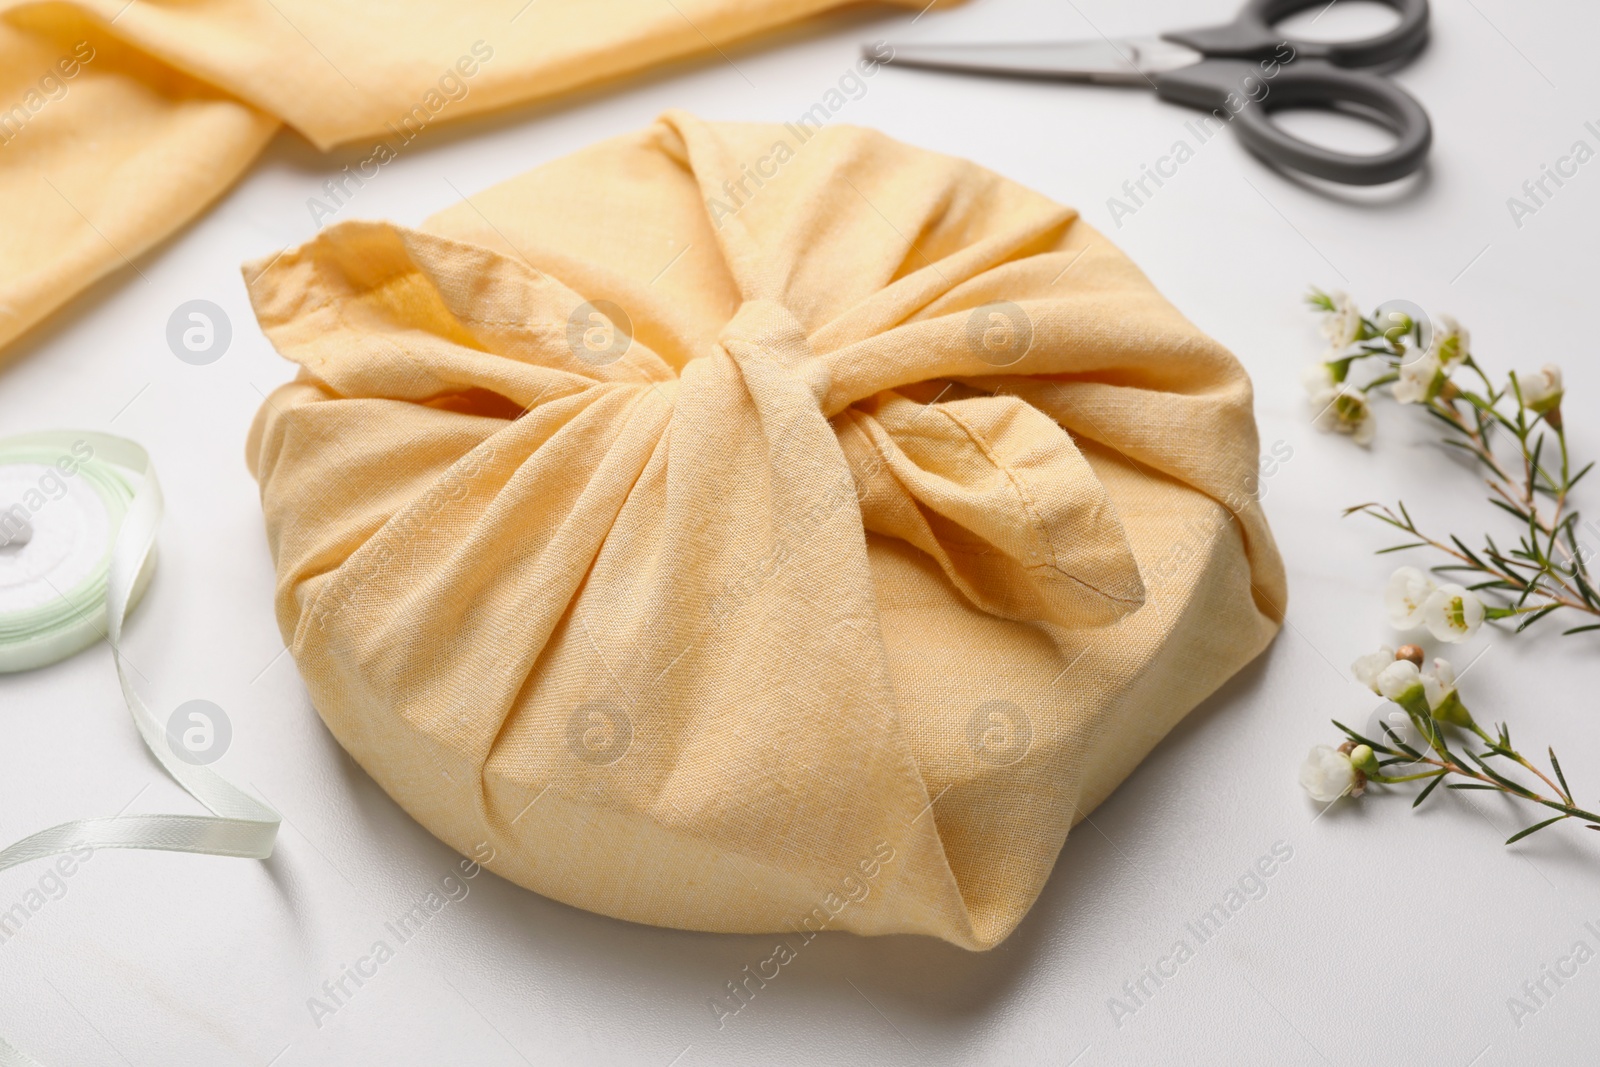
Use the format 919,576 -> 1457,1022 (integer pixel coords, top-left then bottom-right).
2,0 -> 1598,1063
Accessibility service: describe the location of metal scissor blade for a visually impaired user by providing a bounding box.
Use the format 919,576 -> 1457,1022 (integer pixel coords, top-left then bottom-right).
876,37 -> 1203,87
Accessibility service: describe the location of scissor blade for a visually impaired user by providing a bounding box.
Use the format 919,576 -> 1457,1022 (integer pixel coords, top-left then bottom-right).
877,37 -> 1202,87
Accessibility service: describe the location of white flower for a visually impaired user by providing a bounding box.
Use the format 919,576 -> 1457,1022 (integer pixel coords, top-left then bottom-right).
1516,364 -> 1563,414
1299,744 -> 1358,803
1302,361 -> 1338,398
1319,291 -> 1363,354
1352,646 -> 1396,694
1421,657 -> 1456,712
1392,349 -> 1442,405
1385,566 -> 1436,630
1432,315 -> 1468,369
1312,385 -> 1374,445
1376,659 -> 1424,703
1422,583 -> 1485,644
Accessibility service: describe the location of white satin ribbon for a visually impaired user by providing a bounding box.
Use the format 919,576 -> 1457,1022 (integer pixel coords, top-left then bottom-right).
0,432 -> 280,1067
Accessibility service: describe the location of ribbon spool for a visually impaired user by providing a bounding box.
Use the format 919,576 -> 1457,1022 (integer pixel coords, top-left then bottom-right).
0,432 -> 279,1067
0,433 -> 153,673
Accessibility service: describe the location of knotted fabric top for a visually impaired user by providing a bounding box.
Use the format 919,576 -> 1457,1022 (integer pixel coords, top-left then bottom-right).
245,112 -> 1285,950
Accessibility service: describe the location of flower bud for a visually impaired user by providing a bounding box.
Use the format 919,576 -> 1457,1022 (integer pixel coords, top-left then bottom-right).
1349,744 -> 1381,776
1395,644 -> 1425,666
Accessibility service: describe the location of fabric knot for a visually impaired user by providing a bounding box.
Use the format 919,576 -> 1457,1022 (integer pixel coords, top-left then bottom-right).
717,299 -> 831,407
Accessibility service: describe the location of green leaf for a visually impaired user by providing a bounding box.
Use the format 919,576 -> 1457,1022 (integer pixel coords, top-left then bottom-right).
1413,774 -> 1445,809
1450,535 -> 1487,569
1417,717 -> 1451,761
1446,783 -> 1499,791
1332,720 -> 1395,756
1570,460 -> 1595,489
1485,407 -> 1521,433
1346,504 -> 1410,532
1375,720 -> 1422,760
1376,542 -> 1429,554
1506,816 -> 1568,845
1466,752 -> 1536,797
1516,604 -> 1561,632
1424,406 -> 1468,434
1571,569 -> 1599,610
1550,749 -> 1572,799
1563,623 -> 1600,635
1489,498 -> 1532,522
1513,579 -> 1540,610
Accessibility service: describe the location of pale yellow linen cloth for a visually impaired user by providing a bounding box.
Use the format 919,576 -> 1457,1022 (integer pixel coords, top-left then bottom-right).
0,0 -> 938,360
245,112 -> 1286,950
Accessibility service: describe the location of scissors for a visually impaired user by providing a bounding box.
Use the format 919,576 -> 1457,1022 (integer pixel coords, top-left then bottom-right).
870,0 -> 1432,186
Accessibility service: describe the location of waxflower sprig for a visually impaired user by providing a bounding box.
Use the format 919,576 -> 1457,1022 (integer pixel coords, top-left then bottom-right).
1301,644 -> 1600,844
1304,290 -> 1598,638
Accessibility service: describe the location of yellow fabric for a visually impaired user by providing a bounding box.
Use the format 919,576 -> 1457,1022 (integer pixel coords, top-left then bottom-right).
0,0 -> 938,359
245,112 -> 1286,950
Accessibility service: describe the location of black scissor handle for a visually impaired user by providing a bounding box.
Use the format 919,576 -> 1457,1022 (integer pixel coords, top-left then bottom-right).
1156,59 -> 1432,184
1165,0 -> 1429,68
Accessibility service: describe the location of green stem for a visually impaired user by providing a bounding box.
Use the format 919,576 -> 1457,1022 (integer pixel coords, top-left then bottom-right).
1371,769 -> 1448,784
1399,746 -> 1599,825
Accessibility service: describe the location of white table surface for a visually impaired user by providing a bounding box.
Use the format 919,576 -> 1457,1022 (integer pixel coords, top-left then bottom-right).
3,1 -> 1598,1063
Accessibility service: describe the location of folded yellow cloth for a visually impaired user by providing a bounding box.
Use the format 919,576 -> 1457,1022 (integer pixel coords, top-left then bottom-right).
0,0 -> 939,360
246,112 -> 1285,950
